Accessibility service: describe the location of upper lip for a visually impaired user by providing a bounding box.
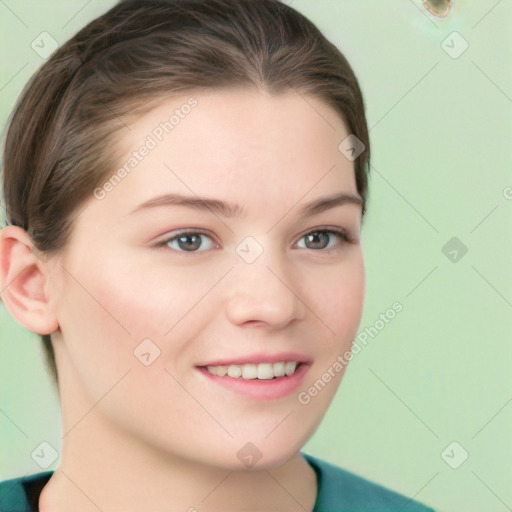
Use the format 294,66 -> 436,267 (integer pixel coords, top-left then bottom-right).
196,352 -> 312,367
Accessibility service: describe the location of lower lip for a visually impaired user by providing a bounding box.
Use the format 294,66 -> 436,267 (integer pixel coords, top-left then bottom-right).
196,364 -> 310,401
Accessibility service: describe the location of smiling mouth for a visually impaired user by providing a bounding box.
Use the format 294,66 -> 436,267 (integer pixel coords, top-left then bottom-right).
201,362 -> 301,380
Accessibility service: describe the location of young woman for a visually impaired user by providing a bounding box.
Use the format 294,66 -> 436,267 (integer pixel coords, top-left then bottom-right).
0,1 -> 436,510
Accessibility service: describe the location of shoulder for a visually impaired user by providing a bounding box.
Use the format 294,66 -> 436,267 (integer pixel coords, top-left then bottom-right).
303,453 -> 436,512
0,471 -> 53,512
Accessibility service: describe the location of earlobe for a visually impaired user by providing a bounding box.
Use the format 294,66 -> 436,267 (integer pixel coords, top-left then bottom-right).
0,226 -> 59,335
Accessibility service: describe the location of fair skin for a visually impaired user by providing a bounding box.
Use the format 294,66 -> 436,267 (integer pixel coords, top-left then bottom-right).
0,88 -> 365,512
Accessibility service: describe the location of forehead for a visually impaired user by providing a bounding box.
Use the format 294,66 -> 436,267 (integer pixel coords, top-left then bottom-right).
79,88 -> 358,228
123,89 -> 354,187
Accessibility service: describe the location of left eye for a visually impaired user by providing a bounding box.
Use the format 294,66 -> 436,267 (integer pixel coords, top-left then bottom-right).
162,232 -> 216,252
296,230 -> 347,250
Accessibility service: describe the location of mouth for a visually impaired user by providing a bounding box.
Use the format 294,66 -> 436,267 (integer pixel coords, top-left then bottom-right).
195,356 -> 310,400
202,361 -> 301,380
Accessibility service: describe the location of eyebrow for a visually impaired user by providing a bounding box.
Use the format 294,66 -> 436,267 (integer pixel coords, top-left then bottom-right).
298,192 -> 363,218
130,193 -> 243,218
130,192 -> 363,218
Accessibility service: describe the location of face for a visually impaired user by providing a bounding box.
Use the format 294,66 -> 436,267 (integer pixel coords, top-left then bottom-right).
49,88 -> 365,470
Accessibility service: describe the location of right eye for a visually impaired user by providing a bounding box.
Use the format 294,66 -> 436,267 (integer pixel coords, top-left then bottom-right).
156,231 -> 218,253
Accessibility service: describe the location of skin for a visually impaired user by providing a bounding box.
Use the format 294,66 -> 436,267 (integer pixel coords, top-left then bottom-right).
0,88 -> 365,512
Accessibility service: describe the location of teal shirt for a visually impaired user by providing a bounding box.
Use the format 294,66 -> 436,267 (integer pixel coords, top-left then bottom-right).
0,453 -> 435,511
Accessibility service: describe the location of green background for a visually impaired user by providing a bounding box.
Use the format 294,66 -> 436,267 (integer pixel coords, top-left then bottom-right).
1,1 -> 511,510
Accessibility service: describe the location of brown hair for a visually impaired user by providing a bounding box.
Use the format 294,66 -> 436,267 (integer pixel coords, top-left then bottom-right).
1,0 -> 370,382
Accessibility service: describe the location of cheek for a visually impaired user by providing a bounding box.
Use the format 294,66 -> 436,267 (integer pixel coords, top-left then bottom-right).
301,253 -> 365,347
54,267 -> 141,397
55,254 -> 228,373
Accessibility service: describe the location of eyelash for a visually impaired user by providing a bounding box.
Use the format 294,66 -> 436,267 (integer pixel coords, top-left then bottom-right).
295,227 -> 354,251
154,227 -> 355,254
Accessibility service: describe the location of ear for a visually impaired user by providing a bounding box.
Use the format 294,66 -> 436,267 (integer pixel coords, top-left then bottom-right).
0,226 -> 59,335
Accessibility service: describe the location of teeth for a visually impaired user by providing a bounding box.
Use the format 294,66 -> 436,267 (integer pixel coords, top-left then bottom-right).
257,363 -> 274,380
273,362 -> 285,377
242,364 -> 257,379
284,362 -> 297,376
206,362 -> 300,380
227,365 -> 242,378
216,365 -> 227,377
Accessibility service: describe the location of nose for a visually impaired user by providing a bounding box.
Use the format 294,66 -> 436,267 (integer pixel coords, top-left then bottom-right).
225,250 -> 306,330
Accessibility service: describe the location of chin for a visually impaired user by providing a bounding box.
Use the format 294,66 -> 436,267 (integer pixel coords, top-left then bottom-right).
225,435 -> 309,472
